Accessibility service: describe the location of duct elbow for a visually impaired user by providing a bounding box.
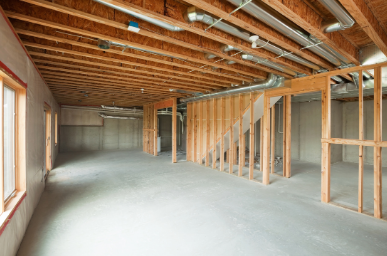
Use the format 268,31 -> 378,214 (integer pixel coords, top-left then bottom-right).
184,6 -> 209,23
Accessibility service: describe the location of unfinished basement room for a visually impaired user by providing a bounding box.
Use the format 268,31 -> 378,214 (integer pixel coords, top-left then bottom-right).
1,0 -> 387,255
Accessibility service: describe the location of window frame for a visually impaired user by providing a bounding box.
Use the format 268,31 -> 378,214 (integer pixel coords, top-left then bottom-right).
0,71 -> 26,226
55,112 -> 58,146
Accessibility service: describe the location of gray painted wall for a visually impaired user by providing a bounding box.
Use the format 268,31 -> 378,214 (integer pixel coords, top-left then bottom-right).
158,114 -> 186,151
248,99 -> 343,164
60,119 -> 143,152
343,99 -> 387,165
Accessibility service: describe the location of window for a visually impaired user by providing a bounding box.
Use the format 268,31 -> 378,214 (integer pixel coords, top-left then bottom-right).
0,73 -> 26,219
55,112 -> 58,145
4,86 -> 16,201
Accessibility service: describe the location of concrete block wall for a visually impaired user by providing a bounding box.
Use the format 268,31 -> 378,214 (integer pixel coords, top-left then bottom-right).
60,118 -> 143,152
343,99 -> 387,165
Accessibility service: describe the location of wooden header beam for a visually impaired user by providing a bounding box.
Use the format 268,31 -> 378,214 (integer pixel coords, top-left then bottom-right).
154,98 -> 175,109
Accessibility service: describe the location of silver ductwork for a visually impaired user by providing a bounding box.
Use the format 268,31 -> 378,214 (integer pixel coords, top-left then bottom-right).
169,89 -> 198,95
93,0 -> 184,32
180,73 -> 284,103
99,113 -> 140,120
225,0 -> 344,66
184,6 -> 320,70
101,105 -> 139,111
317,0 -> 355,33
241,54 -> 297,76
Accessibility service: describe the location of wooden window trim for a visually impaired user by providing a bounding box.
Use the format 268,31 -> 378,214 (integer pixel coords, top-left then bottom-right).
0,70 -> 27,228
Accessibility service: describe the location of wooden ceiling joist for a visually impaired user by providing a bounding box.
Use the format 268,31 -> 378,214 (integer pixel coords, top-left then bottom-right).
28,51 -> 228,87
6,11 -> 271,82
33,59 -> 213,91
259,0 -> 360,65
337,0 -> 387,56
36,64 -> 218,91
18,0 -> 312,76
17,0 -> 306,77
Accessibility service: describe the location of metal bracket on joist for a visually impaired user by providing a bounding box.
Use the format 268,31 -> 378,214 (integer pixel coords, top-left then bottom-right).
204,0 -> 252,32
274,51 -> 293,59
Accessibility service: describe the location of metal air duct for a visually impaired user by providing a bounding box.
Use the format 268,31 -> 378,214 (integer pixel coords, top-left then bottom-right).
241,54 -> 297,76
317,0 -> 355,33
184,6 -> 320,70
180,73 -> 284,103
225,0 -> 343,66
93,0 -> 184,32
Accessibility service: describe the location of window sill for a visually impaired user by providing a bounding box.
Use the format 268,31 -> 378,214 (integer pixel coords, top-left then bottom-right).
0,190 -> 26,236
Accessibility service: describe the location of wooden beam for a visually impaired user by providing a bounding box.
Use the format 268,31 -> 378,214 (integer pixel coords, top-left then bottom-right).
172,98 -> 177,163
321,76 -> 332,203
238,94 -> 244,176
337,0 -> 387,57
199,101 -> 203,164
186,103 -> 192,162
29,50 -> 228,87
285,95 -> 291,178
271,105 -> 275,174
260,117 -> 263,172
206,100 -> 210,167
220,98 -> 225,172
7,12 -> 263,81
262,94 -> 271,185
154,104 -> 158,156
229,96 -> 234,174
181,0 -> 333,71
358,71 -> 364,213
212,98 -> 217,169
283,97 -> 286,177
18,0 -> 298,77
193,102 -> 198,163
249,92 -> 255,180
260,0 -> 359,65
374,66 -> 382,218
154,99 -> 174,110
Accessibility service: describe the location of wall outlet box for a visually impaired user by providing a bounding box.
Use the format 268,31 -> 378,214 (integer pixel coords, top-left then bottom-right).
128,21 -> 140,33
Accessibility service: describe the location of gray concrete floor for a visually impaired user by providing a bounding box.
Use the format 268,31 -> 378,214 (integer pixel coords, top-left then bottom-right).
17,149 -> 387,256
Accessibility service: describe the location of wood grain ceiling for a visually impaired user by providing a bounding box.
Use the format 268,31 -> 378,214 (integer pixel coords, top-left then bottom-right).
0,0 -> 385,107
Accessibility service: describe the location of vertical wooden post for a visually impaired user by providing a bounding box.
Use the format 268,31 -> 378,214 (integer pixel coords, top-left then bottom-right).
198,101 -> 203,164
0,77 -> 4,214
196,102 -> 199,162
172,98 -> 177,163
285,95 -> 291,178
229,96 -> 234,174
262,94 -> 271,185
321,76 -> 331,203
239,94 -> 244,176
260,118 -> 263,172
283,97 -> 286,177
249,92 -> 255,180
212,98 -> 217,169
220,98 -> 225,171
374,66 -> 382,219
271,105 -> 275,174
206,100 -> 210,166
358,71 -> 364,213
154,105 -> 158,156
186,103 -> 192,161
234,142 -> 238,166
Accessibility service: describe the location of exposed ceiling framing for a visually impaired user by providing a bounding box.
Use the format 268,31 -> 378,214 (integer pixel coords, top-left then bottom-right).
0,0 -> 386,107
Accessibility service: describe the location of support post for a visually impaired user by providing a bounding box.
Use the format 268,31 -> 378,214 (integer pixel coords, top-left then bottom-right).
285,95 -> 291,178
220,98 -> 225,171
321,76 -> 331,203
212,98 -> 217,169
358,71 -> 364,213
198,101 -> 203,164
271,105 -> 275,173
374,66 -> 382,218
154,104 -> 158,156
249,92 -> 255,180
172,98 -> 177,163
260,117 -> 263,172
262,94 -> 271,185
206,100 -> 210,167
229,96 -> 234,174
239,94 -> 243,176
193,102 -> 198,163
283,98 -> 286,177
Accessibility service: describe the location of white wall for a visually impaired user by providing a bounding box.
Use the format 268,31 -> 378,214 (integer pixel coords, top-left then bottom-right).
0,11 -> 60,256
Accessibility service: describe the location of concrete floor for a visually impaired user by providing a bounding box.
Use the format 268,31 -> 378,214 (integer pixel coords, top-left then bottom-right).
17,149 -> 387,256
